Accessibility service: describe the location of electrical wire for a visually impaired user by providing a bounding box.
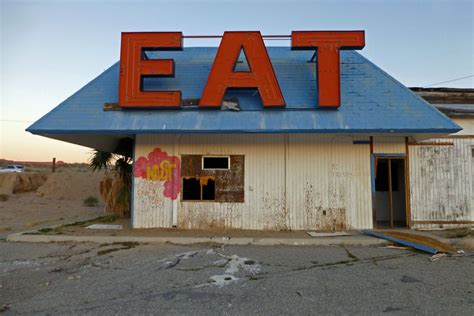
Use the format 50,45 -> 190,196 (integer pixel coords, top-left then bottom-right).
423,75 -> 474,87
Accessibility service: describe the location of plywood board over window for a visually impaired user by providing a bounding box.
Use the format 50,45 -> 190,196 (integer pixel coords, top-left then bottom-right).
181,155 -> 245,203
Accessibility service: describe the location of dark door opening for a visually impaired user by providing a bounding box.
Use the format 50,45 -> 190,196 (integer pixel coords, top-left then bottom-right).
374,157 -> 407,228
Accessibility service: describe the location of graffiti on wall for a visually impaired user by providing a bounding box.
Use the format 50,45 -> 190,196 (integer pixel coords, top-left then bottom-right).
134,148 -> 181,199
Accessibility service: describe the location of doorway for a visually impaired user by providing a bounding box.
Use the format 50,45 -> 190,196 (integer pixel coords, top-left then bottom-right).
374,157 -> 407,228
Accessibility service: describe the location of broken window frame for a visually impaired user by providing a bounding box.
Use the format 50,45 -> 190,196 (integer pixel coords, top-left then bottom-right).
181,176 -> 216,202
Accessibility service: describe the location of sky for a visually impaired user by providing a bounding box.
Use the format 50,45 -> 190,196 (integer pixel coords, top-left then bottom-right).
1,0 -> 473,163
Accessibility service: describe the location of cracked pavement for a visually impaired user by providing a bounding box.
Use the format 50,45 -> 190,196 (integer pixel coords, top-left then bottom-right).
0,241 -> 473,315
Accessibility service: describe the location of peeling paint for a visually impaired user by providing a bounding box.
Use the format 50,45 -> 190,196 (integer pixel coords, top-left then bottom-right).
410,138 -> 474,228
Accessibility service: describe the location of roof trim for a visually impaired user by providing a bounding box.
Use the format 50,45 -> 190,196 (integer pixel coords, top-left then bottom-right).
28,128 -> 460,135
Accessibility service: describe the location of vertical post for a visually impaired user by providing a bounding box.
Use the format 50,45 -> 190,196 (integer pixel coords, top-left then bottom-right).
404,137 -> 411,228
388,159 -> 393,229
52,157 -> 56,173
370,137 -> 376,228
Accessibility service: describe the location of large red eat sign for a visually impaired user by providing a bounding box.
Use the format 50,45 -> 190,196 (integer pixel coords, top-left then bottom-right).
119,31 -> 365,109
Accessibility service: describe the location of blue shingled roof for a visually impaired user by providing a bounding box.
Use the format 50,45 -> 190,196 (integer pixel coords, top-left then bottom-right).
28,47 -> 460,138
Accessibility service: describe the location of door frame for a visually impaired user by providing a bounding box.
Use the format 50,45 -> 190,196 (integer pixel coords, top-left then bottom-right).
371,154 -> 410,229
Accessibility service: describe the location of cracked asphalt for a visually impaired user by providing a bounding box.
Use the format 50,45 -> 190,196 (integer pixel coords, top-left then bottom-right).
0,241 -> 473,315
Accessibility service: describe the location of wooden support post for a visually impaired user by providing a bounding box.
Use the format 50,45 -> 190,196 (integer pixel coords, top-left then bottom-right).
404,137 -> 412,228
52,157 -> 56,173
370,136 -> 376,228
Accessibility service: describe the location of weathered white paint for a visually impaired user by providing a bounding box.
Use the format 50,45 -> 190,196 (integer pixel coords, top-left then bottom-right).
409,137 -> 474,229
373,136 -> 406,154
286,135 -> 372,230
133,134 -> 373,230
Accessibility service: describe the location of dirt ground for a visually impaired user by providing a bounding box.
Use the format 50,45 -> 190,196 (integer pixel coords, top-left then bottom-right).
0,192 -> 104,238
0,170 -> 106,238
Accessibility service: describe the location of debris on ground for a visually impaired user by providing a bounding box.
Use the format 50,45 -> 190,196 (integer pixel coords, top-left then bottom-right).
307,231 -> 351,237
362,230 -> 458,255
430,253 -> 447,261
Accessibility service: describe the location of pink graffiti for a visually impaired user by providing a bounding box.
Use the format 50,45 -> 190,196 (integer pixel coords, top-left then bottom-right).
134,148 -> 181,200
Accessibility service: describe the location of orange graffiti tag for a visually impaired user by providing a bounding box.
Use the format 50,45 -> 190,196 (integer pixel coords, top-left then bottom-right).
145,160 -> 177,181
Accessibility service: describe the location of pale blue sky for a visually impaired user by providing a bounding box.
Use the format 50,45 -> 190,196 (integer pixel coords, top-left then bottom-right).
1,0 -> 473,162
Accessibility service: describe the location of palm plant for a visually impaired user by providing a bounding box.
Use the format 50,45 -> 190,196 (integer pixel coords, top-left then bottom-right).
89,138 -> 134,217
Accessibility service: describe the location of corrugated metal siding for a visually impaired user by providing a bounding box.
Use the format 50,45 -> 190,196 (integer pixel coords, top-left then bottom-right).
409,137 -> 474,228
133,136 -> 177,228
175,134 -> 287,230
133,134 -> 373,230
373,136 -> 406,154
287,135 -> 372,230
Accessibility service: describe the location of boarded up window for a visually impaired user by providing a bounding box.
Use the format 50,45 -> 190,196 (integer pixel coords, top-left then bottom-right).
181,155 -> 244,203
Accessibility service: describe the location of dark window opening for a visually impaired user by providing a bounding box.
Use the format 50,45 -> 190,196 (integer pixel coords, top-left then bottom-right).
202,179 -> 215,200
182,178 -> 201,200
375,160 -> 399,191
203,157 -> 229,170
182,177 -> 216,201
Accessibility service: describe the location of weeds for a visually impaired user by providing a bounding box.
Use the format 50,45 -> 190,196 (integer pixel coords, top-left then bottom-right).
29,215 -> 118,235
83,196 -> 99,207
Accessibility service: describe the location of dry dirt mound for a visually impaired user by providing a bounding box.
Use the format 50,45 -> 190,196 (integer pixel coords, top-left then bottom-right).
0,172 -> 49,195
37,171 -> 104,201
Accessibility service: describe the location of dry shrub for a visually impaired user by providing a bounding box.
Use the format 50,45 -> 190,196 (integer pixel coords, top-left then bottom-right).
99,174 -> 130,218
83,196 -> 99,207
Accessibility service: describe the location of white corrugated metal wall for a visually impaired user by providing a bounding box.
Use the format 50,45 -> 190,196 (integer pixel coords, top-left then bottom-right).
286,135 -> 372,230
373,136 -> 406,154
133,134 -> 373,230
409,137 -> 474,229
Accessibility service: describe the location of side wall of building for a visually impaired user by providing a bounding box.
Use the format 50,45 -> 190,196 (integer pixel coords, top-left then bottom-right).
133,134 -> 373,230
409,130 -> 474,229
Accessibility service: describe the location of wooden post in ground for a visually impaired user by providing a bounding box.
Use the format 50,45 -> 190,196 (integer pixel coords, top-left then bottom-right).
52,157 -> 56,173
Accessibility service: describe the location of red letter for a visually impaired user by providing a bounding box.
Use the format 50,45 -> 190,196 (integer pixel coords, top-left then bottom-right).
292,31 -> 365,108
119,32 -> 182,108
200,31 -> 285,108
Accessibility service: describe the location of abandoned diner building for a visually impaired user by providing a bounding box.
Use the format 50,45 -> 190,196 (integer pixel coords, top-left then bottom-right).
28,31 -> 474,231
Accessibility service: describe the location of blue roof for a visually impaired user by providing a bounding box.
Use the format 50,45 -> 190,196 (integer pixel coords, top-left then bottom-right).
28,47 -> 460,139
